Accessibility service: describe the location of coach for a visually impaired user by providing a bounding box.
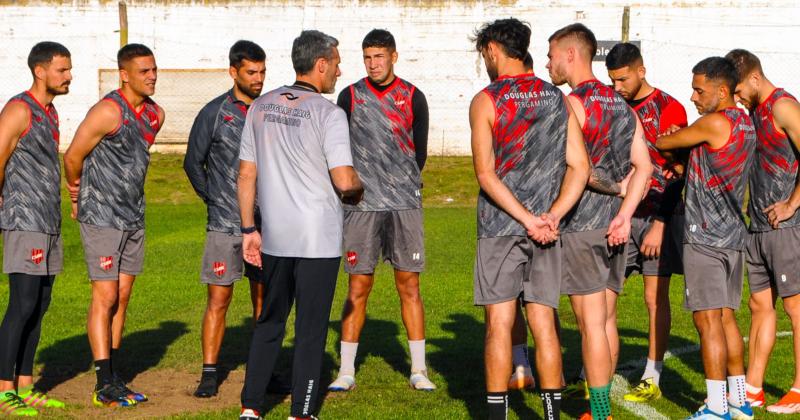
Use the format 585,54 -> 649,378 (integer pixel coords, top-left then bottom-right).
236,30 -> 363,420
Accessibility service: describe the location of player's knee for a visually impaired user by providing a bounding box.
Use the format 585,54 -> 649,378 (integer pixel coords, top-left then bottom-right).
749,295 -> 775,314
783,296 -> 800,320
207,295 -> 232,313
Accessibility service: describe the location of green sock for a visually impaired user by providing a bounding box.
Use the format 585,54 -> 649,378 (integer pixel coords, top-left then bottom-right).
589,383 -> 612,419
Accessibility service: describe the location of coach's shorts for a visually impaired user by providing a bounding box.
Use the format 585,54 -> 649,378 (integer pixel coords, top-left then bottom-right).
746,226 -> 800,298
683,243 -> 744,311
2,230 -> 63,275
79,223 -> 144,280
343,209 -> 425,274
561,228 -> 627,295
474,236 -> 561,308
625,215 -> 684,277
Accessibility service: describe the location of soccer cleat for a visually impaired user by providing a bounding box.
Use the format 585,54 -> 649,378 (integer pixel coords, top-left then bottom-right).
17,387 -> 65,409
507,365 -> 535,390
624,377 -> 662,402
745,388 -> 765,408
92,383 -> 136,407
113,376 -> 148,402
728,401 -> 753,419
287,417 -> 319,420
563,377 -> 590,400
409,370 -> 437,391
767,389 -> 800,414
0,391 -> 38,416
327,374 -> 356,392
239,408 -> 263,420
193,375 -> 218,398
684,406 -> 731,419
577,412 -> 612,420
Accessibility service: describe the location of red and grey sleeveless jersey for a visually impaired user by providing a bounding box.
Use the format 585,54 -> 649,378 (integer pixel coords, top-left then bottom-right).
0,92 -> 61,234
748,89 -> 800,232
632,89 -> 688,219
684,108 -> 755,249
345,77 -> 421,211
77,89 -> 160,230
564,80 -> 636,233
477,73 -> 568,238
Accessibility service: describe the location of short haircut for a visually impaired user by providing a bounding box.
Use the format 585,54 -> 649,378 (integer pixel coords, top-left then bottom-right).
605,42 -> 642,70
548,23 -> 597,61
229,40 -> 266,68
523,52 -> 533,70
471,18 -> 530,60
692,56 -> 739,95
362,29 -> 396,51
291,30 -> 339,75
117,43 -> 154,69
27,41 -> 71,74
725,48 -> 764,80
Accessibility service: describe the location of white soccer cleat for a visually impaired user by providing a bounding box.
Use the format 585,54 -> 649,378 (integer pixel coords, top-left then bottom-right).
409,370 -> 437,391
327,374 -> 356,392
508,365 -> 535,390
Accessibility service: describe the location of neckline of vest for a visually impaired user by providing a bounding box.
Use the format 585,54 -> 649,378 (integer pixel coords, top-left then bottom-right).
24,91 -> 54,115
363,76 -> 401,97
494,72 -> 535,81
115,89 -> 151,119
574,78 -> 602,89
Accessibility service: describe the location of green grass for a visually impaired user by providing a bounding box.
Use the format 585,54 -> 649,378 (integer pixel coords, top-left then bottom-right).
0,154 -> 797,419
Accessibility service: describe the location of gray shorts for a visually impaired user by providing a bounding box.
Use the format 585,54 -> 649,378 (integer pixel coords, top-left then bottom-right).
79,223 -> 145,281
561,228 -> 627,295
473,236 -> 562,308
201,231 -> 244,286
343,209 -> 425,274
2,230 -> 63,275
746,226 -> 800,298
683,243 -> 744,311
626,215 -> 684,277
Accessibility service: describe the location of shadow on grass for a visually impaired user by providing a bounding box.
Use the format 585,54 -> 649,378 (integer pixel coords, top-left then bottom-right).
35,320 -> 189,391
329,317 -> 411,378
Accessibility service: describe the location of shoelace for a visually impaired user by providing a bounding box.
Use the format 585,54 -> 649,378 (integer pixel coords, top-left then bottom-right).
1,393 -> 29,410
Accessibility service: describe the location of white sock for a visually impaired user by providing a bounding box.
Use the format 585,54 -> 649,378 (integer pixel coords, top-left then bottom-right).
792,387 -> 800,394
706,379 -> 728,414
339,341 -> 358,376
579,367 -> 585,380
512,344 -> 530,369
409,339 -> 426,373
745,382 -> 762,394
641,358 -> 663,386
728,375 -> 746,407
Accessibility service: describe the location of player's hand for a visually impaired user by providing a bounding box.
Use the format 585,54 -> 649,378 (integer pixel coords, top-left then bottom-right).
524,213 -> 556,244
243,231 -> 263,268
66,178 -> 80,203
541,212 -> 560,238
663,162 -> 685,181
341,189 -> 364,206
658,124 -> 682,137
765,199 -> 799,229
70,202 -> 77,220
641,219 -> 665,259
606,214 -> 631,247
618,169 -> 634,198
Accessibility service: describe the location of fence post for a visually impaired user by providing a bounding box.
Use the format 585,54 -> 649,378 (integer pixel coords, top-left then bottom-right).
621,5 -> 630,43
119,1 -> 128,48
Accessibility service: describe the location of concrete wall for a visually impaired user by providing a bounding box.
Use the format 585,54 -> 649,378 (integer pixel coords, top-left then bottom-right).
1,0 -> 799,154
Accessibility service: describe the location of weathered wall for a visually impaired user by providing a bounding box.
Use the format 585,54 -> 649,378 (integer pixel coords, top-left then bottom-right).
1,0 -> 799,153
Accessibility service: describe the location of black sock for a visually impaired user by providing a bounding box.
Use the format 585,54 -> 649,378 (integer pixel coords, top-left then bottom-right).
110,348 -> 118,376
94,359 -> 112,385
202,363 -> 217,379
540,388 -> 562,420
487,391 -> 507,420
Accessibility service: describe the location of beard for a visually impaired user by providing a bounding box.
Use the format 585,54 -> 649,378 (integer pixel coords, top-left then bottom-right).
236,80 -> 262,100
47,82 -> 70,96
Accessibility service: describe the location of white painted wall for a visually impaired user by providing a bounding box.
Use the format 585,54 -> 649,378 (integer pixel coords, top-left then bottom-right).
1,0 -> 799,154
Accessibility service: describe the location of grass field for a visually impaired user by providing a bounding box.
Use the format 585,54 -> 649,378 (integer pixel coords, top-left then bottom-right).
0,154 -> 797,419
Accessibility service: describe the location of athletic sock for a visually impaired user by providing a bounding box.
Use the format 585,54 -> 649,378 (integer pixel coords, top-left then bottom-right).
94,359 -> 113,386
110,348 -> 119,376
579,367 -> 586,380
339,341 -> 358,376
745,383 -> 762,394
589,383 -> 611,419
408,339 -> 426,372
641,358 -> 663,386
706,379 -> 728,414
487,391 -> 508,420
202,363 -> 217,379
539,388 -> 562,420
728,375 -> 746,407
512,344 -> 530,370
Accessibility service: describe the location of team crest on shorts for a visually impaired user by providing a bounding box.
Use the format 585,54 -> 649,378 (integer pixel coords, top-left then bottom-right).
31,248 -> 44,265
213,261 -> 226,277
346,251 -> 358,267
100,256 -> 114,271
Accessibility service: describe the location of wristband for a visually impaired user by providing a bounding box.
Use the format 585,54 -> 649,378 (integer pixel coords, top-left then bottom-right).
241,225 -> 257,234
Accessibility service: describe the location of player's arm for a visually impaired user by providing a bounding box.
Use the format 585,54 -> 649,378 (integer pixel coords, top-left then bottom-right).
64,100 -> 121,218
608,116 -> 653,246
548,100 -> 590,225
238,107 -> 261,267
156,105 -> 166,134
470,91 -> 553,243
412,89 -> 429,171
655,112 -> 730,150
0,101 -> 29,198
764,98 -> 800,227
183,105 -> 215,201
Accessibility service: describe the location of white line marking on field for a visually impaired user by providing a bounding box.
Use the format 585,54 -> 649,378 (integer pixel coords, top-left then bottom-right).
613,331 -> 794,419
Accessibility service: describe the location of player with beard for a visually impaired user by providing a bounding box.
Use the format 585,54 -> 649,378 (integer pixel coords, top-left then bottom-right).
0,41 -> 71,416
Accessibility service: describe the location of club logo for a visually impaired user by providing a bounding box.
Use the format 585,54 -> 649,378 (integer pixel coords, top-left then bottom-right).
394,100 -> 406,106
355,99 -> 366,105
148,118 -> 159,128
346,251 -> 358,267
280,92 -> 299,101
223,115 -> 234,122
100,256 -> 113,271
213,261 -> 226,277
31,248 -> 43,265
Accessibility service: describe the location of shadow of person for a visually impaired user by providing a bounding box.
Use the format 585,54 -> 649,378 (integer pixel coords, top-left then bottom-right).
327,317 -> 409,380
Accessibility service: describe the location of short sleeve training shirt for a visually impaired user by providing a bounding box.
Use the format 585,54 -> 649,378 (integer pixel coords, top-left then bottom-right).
239,85 -> 353,258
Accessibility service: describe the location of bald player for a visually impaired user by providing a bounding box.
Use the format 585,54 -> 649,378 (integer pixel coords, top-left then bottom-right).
605,42 -> 688,403
656,56 -> 755,420
547,23 -> 652,420
726,48 -> 800,414
64,43 -> 164,407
